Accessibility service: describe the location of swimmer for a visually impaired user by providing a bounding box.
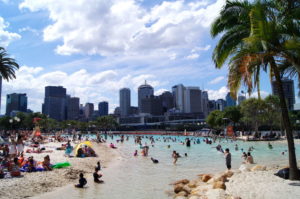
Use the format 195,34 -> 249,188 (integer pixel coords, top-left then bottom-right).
134,150 -> 138,156
151,157 -> 159,164
75,173 -> 87,188
268,142 -> 273,149
184,153 -> 188,157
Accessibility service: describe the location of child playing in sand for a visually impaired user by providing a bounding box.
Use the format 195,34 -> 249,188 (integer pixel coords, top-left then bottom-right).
75,173 -> 87,188
96,161 -> 101,170
93,168 -> 103,183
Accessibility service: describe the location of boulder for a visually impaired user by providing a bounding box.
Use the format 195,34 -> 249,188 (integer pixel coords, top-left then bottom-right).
212,181 -> 226,190
174,184 -> 184,193
173,179 -> 190,185
202,174 -> 212,182
224,170 -> 234,178
251,165 -> 266,172
188,180 -> 197,188
182,185 -> 191,194
176,191 -> 188,197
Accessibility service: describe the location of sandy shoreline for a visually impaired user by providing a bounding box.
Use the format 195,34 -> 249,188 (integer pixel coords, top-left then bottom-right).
0,141 -> 120,199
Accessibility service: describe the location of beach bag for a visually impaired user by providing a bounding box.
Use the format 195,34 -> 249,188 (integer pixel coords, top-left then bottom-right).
274,168 -> 289,179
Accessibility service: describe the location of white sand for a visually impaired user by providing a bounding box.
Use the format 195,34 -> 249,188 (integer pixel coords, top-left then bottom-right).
0,141 -> 119,199
226,167 -> 300,199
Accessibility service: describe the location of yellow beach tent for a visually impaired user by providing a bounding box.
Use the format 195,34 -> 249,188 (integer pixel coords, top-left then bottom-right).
73,141 -> 92,156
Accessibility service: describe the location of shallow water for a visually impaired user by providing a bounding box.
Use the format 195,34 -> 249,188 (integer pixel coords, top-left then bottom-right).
34,135 -> 300,199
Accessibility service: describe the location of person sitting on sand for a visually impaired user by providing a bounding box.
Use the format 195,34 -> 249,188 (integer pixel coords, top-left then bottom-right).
42,155 -> 52,171
77,147 -> 84,158
246,152 -> 254,164
109,143 -> 117,149
27,157 -> 36,172
75,173 -> 87,188
10,157 -> 21,177
93,168 -> 103,183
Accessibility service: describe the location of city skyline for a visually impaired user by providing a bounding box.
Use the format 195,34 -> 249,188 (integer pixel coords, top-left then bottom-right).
0,0 -> 299,114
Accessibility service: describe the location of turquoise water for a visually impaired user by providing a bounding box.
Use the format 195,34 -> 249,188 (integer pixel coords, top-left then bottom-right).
35,135 -> 300,199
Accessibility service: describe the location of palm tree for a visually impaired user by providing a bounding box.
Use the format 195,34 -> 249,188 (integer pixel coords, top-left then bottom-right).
211,0 -> 300,180
0,47 -> 19,80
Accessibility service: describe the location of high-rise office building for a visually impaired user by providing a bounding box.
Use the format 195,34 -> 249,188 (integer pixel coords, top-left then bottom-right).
138,81 -> 154,112
6,93 -> 27,116
202,91 -> 209,117
67,97 -> 80,120
208,100 -> 217,112
226,92 -> 236,107
184,87 -> 202,113
159,91 -> 174,113
172,84 -> 185,113
272,78 -> 295,110
84,103 -> 94,120
216,99 -> 226,111
238,95 -> 246,105
140,95 -> 163,116
98,101 -> 109,116
42,86 -> 67,121
120,88 -> 131,117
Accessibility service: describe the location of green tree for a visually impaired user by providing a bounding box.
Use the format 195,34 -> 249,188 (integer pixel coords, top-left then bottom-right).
206,110 -> 224,131
211,0 -> 300,180
95,116 -> 118,132
223,106 -> 242,127
264,95 -> 281,131
0,47 -> 19,81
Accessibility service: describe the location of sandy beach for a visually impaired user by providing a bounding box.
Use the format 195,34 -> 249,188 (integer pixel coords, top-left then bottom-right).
0,141 -> 120,199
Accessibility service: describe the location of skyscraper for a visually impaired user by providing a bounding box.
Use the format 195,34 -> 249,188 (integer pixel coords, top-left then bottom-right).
172,84 -> 185,113
120,88 -> 130,117
98,101 -> 109,116
202,91 -> 209,117
42,86 -> 67,121
159,91 -> 174,113
67,97 -> 80,120
216,99 -> 226,111
272,78 -> 295,110
140,95 -> 163,115
226,92 -> 236,107
184,87 -> 202,113
138,81 -> 154,112
84,103 -> 94,120
6,93 -> 27,116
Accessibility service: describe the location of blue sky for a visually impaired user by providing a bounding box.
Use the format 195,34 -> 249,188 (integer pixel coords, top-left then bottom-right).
0,0 -> 298,114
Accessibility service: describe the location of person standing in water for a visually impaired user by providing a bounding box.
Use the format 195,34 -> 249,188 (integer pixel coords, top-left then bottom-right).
224,148 -> 231,170
172,151 -> 178,164
186,138 -> 191,147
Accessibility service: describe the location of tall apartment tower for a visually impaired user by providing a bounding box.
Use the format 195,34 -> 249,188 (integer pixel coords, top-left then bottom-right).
138,81 -> 154,112
84,103 -> 94,120
67,97 -> 80,120
120,88 -> 131,117
184,87 -> 202,113
202,91 -> 209,117
42,86 -> 67,121
6,93 -> 27,116
159,91 -> 174,113
172,84 -> 185,113
272,78 -> 295,110
98,101 -> 109,116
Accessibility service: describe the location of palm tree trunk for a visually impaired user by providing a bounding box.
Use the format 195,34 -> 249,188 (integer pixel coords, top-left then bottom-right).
272,61 -> 300,180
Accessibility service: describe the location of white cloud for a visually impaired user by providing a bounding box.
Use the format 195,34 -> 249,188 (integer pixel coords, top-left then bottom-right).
18,26 -> 39,35
185,53 -> 199,60
0,17 -> 21,47
209,76 -> 224,85
19,0 -> 225,56
154,88 -> 169,96
207,86 -> 228,100
250,90 -> 269,99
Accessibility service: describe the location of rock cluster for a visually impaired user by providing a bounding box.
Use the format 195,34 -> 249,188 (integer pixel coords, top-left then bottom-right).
171,165 -> 267,199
